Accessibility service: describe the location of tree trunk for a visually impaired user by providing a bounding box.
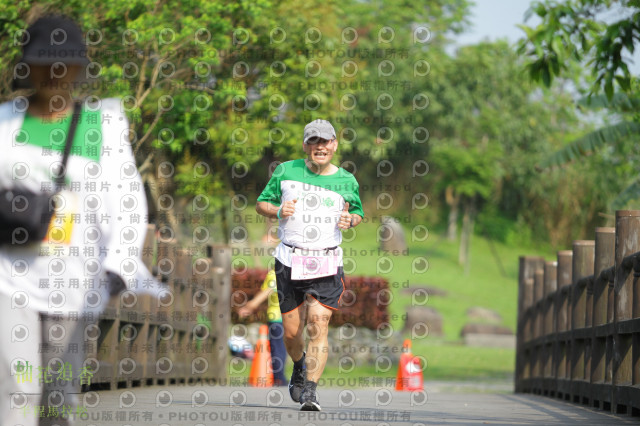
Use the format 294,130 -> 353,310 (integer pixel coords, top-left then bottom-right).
458,197 -> 476,275
140,154 -> 179,232
220,205 -> 230,245
446,186 -> 460,241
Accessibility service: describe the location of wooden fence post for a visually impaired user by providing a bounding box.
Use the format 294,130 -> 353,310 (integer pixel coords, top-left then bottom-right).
518,216 -> 640,416
210,244 -> 232,383
155,238 -> 176,385
543,261 -> 557,396
555,250 -> 573,400
591,227 -> 615,410
570,240 -> 595,404
612,211 -> 640,414
516,256 -> 544,393
530,268 -> 545,393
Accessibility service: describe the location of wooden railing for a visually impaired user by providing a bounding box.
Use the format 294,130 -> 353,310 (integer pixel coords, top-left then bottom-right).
516,210 -> 640,416
86,224 -> 231,390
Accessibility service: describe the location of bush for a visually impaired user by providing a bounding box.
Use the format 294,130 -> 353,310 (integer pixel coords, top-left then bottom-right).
476,208 -> 516,243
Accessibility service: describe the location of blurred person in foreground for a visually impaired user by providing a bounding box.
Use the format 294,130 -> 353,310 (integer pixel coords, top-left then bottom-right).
0,15 -> 155,426
256,119 -> 364,411
237,269 -> 288,386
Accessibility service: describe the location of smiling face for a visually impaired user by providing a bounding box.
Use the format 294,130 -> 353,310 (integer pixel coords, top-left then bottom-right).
303,137 -> 338,169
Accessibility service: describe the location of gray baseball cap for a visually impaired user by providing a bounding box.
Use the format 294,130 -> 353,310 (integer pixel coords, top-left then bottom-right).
303,119 -> 336,144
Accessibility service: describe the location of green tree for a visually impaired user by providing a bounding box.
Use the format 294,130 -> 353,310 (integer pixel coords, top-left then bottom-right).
1,0 -> 348,242
317,0 -> 472,221
518,0 -> 640,212
2,0 -> 270,235
429,42 -> 546,270
538,90 -> 640,209
431,139 -> 501,269
518,0 -> 639,98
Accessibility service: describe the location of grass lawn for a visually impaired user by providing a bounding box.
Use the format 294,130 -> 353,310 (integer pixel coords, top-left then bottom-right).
231,207 -> 552,385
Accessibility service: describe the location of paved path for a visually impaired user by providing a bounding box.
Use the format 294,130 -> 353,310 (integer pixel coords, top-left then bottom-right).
67,384 -> 635,426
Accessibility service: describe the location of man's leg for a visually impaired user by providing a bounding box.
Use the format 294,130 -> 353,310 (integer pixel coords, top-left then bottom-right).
39,314 -> 87,426
299,267 -> 344,411
275,258 -> 310,401
281,306 -> 307,402
304,296 -> 333,383
299,296 -> 333,411
0,292 -> 42,426
281,307 -> 306,362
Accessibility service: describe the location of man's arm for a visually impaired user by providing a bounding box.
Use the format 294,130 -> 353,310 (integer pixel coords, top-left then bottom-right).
257,200 -> 297,219
256,201 -> 279,219
237,287 -> 273,318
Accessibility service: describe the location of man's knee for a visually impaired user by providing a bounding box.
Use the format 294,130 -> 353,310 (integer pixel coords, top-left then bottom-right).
283,324 -> 303,341
306,318 -> 329,340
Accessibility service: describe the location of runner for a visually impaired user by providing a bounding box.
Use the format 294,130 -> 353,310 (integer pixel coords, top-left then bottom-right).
256,119 -> 364,411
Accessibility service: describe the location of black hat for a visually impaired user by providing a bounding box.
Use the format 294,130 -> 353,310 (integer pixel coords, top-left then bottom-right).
20,15 -> 88,65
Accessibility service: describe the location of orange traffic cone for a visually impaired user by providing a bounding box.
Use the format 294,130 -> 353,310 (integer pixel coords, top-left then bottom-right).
395,339 -> 424,391
248,324 -> 274,387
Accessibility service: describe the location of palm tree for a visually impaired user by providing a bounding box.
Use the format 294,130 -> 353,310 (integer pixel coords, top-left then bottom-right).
538,91 -> 640,209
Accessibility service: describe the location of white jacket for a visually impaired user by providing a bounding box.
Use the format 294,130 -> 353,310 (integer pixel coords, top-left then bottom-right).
0,98 -> 158,313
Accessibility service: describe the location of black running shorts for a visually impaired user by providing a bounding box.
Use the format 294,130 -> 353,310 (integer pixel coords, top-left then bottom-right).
274,259 -> 345,313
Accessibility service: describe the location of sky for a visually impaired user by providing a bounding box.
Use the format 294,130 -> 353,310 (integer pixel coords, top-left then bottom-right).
455,0 -> 538,47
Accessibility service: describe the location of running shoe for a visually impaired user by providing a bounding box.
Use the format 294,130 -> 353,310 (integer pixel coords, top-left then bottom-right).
289,352 -> 306,402
299,380 -> 321,411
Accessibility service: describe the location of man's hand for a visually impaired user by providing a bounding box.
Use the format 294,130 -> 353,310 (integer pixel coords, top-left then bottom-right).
279,199 -> 297,218
237,305 -> 253,318
338,202 -> 352,229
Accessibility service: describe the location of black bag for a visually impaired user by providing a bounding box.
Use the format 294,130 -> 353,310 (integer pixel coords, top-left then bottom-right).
0,102 -> 81,246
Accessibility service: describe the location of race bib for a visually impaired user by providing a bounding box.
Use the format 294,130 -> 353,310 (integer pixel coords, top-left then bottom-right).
291,251 -> 338,280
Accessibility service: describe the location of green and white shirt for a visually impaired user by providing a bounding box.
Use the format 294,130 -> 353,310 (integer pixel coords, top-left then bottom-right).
0,99 -> 156,314
257,159 -> 363,266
